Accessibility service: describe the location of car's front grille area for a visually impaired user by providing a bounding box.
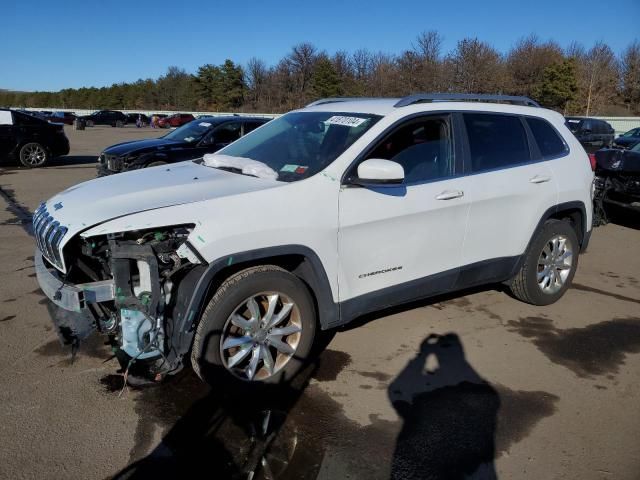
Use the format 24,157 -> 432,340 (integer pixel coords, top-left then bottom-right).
32,203 -> 68,271
105,155 -> 123,171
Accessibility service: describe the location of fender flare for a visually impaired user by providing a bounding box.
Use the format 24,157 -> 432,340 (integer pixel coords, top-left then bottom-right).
172,244 -> 339,358
515,200 -> 590,275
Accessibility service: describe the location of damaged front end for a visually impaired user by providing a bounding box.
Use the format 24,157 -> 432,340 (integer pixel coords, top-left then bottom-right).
35,223 -> 204,379
593,148 -> 640,225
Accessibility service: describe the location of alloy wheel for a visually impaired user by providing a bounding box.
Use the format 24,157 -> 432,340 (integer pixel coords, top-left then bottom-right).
220,292 -> 302,381
21,144 -> 47,166
537,234 -> 573,294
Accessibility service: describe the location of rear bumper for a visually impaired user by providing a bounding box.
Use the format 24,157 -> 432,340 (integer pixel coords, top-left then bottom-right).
49,134 -> 70,157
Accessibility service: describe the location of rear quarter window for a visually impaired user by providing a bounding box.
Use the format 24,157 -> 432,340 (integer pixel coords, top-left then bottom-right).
526,117 -> 568,159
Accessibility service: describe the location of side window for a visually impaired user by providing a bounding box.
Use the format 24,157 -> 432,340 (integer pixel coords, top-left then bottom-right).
526,117 -> 568,159
463,113 -> 530,172
365,115 -> 454,183
214,122 -> 242,144
243,121 -> 264,135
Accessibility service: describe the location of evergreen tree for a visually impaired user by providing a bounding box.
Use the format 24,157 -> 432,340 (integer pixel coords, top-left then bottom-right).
311,56 -> 342,98
534,59 -> 578,113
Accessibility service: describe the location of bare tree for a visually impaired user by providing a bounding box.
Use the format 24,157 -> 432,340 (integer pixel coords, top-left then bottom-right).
411,30 -> 444,91
505,34 -> 563,97
570,41 -> 619,115
446,38 -> 505,93
285,42 -> 318,99
620,40 -> 640,114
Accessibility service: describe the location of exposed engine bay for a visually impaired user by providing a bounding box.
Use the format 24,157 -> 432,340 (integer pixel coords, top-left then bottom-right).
46,225 -> 204,379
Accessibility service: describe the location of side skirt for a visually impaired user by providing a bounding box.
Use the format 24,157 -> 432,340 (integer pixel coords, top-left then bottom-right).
335,256 -> 521,329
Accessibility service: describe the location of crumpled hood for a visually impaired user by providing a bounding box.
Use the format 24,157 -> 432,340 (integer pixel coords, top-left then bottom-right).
103,137 -> 184,156
43,161 -> 281,239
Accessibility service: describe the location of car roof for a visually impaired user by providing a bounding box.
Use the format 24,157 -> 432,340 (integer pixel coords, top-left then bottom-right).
302,98 -> 560,122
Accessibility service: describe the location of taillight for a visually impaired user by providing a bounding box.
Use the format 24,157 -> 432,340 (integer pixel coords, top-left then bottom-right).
588,153 -> 596,171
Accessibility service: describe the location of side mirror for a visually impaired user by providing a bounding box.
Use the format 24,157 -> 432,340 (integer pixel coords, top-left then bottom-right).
354,159 -> 404,186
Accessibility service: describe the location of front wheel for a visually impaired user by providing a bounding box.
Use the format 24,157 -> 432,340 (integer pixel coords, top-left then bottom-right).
191,266 -> 318,386
509,219 -> 579,305
19,142 -> 49,167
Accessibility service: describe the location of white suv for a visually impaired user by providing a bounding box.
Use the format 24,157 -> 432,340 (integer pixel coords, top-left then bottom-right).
34,94 -> 593,386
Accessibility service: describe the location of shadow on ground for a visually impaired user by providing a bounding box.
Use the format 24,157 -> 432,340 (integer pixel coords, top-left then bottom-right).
109,332 -> 558,480
602,205 -> 640,230
0,155 -> 97,169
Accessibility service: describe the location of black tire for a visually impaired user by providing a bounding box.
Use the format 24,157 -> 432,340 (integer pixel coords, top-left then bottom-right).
191,265 -> 318,387
146,160 -> 167,168
19,142 -> 49,167
115,120 -> 124,128
509,219 -> 579,306
86,120 -> 94,127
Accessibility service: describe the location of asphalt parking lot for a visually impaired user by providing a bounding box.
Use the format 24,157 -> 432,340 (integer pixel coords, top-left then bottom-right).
1,125 -> 639,479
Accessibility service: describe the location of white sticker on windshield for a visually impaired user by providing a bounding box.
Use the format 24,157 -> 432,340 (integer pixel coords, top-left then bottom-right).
325,116 -> 367,127
199,122 -> 211,127
567,119 -> 580,123
184,136 -> 195,143
0,110 -> 13,125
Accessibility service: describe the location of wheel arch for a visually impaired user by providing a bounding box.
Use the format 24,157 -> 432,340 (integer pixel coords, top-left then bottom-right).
172,244 -> 338,360
526,201 -> 589,258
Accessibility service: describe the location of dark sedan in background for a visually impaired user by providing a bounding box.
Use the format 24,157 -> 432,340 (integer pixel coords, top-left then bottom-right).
80,110 -> 127,127
613,127 -> 640,150
565,116 -> 615,153
97,116 -> 270,176
0,109 -> 70,167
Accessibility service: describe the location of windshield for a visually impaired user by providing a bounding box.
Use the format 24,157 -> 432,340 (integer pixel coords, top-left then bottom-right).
622,129 -> 639,137
164,119 -> 214,143
565,119 -> 583,133
216,111 -> 381,182
631,142 -> 640,153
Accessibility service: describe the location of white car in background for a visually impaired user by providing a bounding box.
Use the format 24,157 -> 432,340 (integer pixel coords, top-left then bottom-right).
33,93 -> 593,386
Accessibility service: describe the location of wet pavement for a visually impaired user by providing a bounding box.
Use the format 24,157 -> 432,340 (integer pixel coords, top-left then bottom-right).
1,126 -> 640,479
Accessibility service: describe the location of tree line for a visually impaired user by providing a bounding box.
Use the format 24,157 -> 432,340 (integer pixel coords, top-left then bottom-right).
1,32 -> 639,116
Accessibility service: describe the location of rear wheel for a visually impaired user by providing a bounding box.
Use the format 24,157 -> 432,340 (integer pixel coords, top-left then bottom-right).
19,142 -> 48,167
509,219 -> 579,305
192,266 -> 318,386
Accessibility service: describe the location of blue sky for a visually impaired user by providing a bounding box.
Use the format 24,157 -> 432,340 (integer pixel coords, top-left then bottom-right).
1,0 -> 638,92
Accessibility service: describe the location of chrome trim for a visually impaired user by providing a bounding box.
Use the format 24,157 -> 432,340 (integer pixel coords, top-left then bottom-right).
32,204 -> 68,271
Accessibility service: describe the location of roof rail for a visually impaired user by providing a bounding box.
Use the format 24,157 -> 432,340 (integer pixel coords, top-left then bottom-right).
306,97 -> 388,107
394,93 -> 540,108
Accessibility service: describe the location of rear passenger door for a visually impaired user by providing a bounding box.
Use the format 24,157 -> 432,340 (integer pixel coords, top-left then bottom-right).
458,113 -> 558,283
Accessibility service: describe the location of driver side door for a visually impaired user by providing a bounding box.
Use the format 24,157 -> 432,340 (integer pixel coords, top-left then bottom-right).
337,113 -> 470,313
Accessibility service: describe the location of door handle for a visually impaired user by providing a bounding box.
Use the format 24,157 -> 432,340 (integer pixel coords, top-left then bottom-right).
435,190 -> 464,200
530,175 -> 551,184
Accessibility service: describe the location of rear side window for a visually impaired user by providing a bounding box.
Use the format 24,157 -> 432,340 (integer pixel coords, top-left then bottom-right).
463,113 -> 530,172
526,117 -> 568,159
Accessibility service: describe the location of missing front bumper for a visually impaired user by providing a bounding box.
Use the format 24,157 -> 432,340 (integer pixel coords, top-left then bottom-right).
35,249 -> 115,312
